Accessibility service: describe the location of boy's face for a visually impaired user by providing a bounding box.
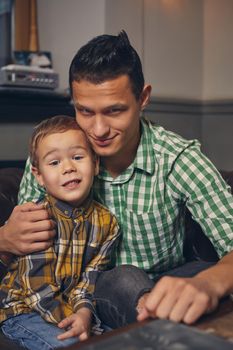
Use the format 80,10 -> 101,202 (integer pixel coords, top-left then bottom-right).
32,129 -> 99,207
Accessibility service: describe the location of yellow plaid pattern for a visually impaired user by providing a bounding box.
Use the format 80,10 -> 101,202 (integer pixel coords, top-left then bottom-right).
0,194 -> 120,329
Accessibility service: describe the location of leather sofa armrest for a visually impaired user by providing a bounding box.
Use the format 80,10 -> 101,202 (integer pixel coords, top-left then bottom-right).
0,167 -> 24,226
0,168 -> 24,280
184,170 -> 233,262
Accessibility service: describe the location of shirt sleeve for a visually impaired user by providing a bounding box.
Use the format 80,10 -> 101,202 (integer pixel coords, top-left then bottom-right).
18,157 -> 45,204
20,248 -> 73,324
68,214 -> 120,313
168,143 -> 233,258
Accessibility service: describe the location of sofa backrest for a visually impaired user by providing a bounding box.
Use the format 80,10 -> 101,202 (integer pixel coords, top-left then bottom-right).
0,168 -> 24,226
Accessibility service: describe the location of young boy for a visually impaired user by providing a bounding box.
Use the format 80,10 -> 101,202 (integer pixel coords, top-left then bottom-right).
0,115 -> 120,349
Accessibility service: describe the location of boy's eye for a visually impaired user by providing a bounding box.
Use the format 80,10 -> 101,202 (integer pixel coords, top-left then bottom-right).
49,160 -> 59,166
73,155 -> 83,161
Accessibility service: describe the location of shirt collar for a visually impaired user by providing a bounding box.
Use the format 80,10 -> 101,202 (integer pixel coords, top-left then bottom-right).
44,193 -> 93,219
133,117 -> 155,175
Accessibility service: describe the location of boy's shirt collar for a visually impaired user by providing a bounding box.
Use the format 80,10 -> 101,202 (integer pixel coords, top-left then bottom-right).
44,193 -> 93,219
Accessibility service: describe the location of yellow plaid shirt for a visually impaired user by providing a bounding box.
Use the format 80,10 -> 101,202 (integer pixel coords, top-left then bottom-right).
0,194 -> 120,329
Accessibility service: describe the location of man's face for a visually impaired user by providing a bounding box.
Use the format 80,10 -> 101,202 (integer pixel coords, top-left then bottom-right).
32,129 -> 98,207
72,75 -> 150,166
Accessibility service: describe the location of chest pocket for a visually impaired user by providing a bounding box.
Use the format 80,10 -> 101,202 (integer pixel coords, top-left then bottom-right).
121,208 -> 173,261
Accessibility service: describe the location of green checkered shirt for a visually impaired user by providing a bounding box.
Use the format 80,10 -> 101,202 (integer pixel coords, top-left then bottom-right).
18,118 -> 233,279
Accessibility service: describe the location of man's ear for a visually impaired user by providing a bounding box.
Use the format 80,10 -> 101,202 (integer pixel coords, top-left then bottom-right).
31,166 -> 45,187
94,156 -> 100,176
140,84 -> 152,111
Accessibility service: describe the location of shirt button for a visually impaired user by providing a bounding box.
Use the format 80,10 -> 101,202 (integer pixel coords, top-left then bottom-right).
64,210 -> 69,215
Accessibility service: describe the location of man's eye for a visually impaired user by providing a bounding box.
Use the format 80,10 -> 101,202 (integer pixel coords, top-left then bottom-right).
106,108 -> 124,115
78,108 -> 93,116
49,160 -> 59,166
112,108 -> 121,113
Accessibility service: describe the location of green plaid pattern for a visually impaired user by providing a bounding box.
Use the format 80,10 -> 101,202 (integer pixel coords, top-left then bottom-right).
18,118 -> 233,279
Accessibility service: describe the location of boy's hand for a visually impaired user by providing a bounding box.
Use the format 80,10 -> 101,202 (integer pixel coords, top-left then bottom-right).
0,202 -> 56,256
57,307 -> 92,341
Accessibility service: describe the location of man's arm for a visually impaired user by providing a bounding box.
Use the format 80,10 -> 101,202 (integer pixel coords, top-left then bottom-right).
139,145 -> 233,324
0,157 -> 55,262
138,250 -> 233,324
18,156 -> 45,204
0,202 -> 56,256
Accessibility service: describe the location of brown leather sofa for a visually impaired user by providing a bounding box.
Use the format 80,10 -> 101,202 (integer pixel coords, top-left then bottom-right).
0,167 -> 232,349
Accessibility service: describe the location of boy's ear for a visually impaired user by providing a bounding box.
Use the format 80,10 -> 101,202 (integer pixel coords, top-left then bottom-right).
94,156 -> 100,176
31,166 -> 45,187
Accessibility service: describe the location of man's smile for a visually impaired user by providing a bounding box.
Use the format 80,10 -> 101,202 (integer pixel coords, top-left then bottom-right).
91,135 -> 118,147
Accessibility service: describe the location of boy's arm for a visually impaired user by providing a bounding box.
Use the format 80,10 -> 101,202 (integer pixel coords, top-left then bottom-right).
68,215 -> 120,315
17,214 -> 119,326
58,307 -> 92,341
19,247 -> 73,324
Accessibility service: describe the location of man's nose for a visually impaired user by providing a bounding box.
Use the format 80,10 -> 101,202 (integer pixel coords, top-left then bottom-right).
92,116 -> 110,138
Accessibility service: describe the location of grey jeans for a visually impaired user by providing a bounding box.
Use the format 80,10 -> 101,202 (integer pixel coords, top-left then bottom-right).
94,261 -> 215,329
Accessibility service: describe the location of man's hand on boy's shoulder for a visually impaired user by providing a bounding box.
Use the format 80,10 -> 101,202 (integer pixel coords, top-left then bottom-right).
57,307 -> 92,341
0,202 -> 56,256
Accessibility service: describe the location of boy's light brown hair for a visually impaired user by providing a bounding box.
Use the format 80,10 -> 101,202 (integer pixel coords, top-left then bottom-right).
30,115 -> 87,168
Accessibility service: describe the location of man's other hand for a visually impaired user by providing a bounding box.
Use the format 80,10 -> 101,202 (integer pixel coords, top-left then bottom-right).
137,275 -> 219,324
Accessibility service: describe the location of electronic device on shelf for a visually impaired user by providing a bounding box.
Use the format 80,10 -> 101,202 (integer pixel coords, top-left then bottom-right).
0,64 -> 59,90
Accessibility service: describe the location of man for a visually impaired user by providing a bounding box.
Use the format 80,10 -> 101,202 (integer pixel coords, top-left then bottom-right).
1,30 -> 233,329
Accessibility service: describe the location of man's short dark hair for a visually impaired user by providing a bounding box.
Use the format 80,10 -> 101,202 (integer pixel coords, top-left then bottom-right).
69,30 -> 144,100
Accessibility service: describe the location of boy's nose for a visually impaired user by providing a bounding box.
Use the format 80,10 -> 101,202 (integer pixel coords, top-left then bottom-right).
62,160 -> 76,174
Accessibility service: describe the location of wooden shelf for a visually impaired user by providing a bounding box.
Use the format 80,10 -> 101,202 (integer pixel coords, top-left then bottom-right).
0,87 -> 75,123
